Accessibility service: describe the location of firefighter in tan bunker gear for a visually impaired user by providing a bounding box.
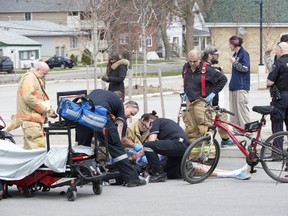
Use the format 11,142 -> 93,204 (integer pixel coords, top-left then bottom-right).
182,50 -> 227,142
16,61 -> 50,149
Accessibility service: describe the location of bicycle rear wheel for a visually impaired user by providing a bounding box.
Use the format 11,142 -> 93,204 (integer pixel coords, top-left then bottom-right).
181,135 -> 220,184
261,131 -> 288,183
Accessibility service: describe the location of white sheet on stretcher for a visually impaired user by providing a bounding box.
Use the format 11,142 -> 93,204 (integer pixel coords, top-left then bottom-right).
0,140 -> 94,181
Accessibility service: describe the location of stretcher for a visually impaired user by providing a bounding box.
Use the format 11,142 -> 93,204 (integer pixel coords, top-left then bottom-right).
0,140 -> 106,201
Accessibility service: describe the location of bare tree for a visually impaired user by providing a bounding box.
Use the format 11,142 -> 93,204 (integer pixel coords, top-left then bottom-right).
151,0 -> 173,60
170,0 -> 213,56
114,0 -> 169,112
67,0 -> 122,89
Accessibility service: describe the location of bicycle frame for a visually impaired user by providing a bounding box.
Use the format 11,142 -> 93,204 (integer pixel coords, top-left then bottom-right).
212,113 -> 264,159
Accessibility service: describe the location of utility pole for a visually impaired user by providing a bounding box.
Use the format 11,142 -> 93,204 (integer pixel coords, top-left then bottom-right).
257,0 -> 265,89
259,0 -> 263,65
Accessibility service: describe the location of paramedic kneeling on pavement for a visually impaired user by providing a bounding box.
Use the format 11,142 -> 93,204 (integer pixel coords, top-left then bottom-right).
143,118 -> 190,182
142,118 -> 251,182
76,89 -> 146,187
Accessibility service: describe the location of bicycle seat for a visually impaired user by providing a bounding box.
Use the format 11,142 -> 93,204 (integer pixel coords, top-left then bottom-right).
252,106 -> 273,115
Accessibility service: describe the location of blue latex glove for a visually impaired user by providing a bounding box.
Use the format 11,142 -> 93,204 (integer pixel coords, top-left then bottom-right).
181,93 -> 186,102
206,92 -> 216,101
136,156 -> 148,165
133,143 -> 143,152
141,156 -> 148,164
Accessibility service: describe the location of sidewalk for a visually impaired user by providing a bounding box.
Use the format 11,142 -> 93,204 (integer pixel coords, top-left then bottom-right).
1,72 -> 271,158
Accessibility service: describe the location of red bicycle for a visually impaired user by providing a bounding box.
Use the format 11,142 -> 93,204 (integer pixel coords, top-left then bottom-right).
181,99 -> 288,184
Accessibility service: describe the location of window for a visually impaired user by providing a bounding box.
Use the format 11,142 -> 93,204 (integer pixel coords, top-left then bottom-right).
194,37 -> 199,47
70,36 -> 78,49
98,30 -> 105,40
120,34 -> 129,45
61,46 -> 65,57
24,12 -> 32,21
138,33 -> 153,50
146,35 -> 152,47
55,47 -> 60,56
68,11 -> 78,16
19,50 -> 38,60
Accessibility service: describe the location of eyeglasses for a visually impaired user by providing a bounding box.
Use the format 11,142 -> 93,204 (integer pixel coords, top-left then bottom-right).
140,120 -> 152,129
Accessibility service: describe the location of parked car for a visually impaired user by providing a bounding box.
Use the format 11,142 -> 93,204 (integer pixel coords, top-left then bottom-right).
45,56 -> 76,69
0,56 -> 14,74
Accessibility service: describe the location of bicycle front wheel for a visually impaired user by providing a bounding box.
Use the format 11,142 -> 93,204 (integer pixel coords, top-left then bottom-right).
181,135 -> 220,184
261,131 -> 288,183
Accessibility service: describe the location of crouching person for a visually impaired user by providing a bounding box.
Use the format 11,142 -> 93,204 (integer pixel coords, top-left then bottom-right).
76,89 -> 146,187
143,118 -> 190,182
143,118 -> 251,183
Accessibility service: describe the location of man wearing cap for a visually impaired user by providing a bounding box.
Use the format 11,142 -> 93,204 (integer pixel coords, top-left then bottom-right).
202,46 -> 235,147
228,36 -> 251,128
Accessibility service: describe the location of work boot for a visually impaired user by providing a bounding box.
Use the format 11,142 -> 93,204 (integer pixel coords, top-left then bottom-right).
126,177 -> 147,187
149,166 -> 167,183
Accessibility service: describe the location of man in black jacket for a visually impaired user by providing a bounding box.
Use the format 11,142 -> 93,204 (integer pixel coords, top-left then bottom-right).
267,42 -> 288,150
182,49 -> 228,141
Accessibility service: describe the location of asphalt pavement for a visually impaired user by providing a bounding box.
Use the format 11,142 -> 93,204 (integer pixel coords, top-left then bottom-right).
1,71 -> 286,216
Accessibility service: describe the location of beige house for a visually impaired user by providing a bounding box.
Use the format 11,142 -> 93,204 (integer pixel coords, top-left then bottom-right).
205,0 -> 288,74
0,0 -> 108,61
0,20 -> 89,62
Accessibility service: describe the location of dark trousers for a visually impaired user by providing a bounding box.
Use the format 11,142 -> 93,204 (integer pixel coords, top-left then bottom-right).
76,118 -> 139,182
270,92 -> 288,150
143,139 -> 188,179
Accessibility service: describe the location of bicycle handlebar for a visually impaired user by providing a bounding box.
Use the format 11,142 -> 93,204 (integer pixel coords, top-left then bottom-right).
199,97 -> 235,116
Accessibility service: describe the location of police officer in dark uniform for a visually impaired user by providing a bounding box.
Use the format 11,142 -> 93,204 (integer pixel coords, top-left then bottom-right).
76,89 -> 146,187
143,118 -> 190,182
267,42 -> 288,150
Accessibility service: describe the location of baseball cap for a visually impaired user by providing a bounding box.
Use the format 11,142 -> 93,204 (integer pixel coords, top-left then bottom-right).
203,46 -> 219,56
212,48 -> 219,55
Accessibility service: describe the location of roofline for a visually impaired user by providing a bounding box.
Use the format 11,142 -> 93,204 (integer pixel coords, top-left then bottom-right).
205,23 -> 288,28
0,43 -> 41,47
0,10 -> 67,13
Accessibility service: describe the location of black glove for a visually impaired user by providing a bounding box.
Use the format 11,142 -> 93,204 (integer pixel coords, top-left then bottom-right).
101,75 -> 109,82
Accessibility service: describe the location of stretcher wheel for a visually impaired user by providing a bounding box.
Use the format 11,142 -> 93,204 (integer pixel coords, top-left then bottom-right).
17,186 -> 32,197
66,187 -> 77,201
24,187 -> 32,197
92,181 -> 103,195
